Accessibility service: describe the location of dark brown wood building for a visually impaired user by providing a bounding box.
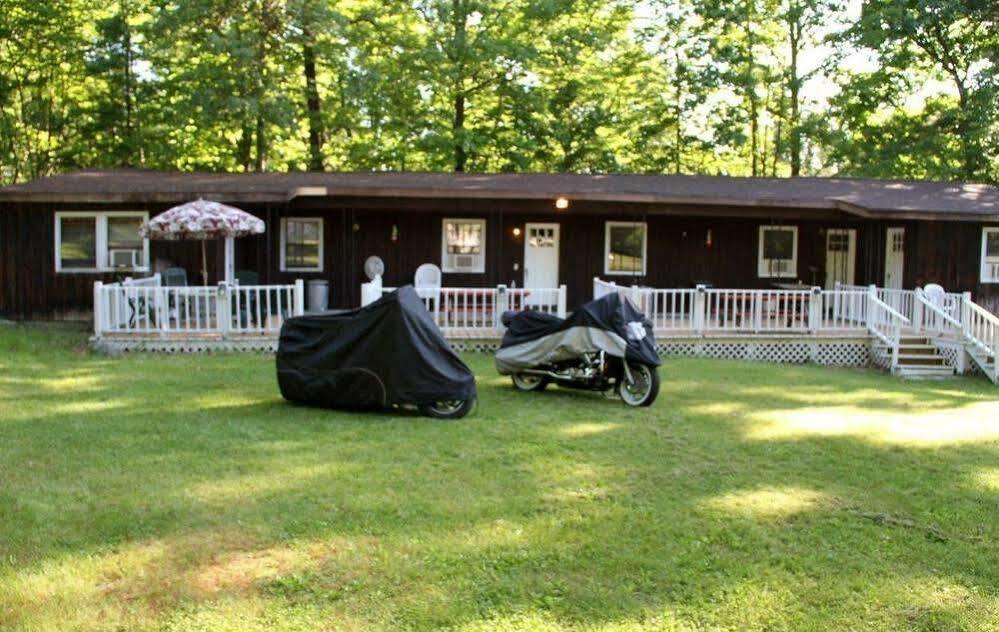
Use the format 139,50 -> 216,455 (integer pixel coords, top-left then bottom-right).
1,169 -> 997,319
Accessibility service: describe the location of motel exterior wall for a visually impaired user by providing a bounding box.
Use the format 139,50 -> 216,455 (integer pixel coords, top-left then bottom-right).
1,197 -> 997,319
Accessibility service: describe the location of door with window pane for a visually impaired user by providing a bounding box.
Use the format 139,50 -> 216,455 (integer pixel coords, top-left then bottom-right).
824,229 -> 856,289
884,228 -> 904,289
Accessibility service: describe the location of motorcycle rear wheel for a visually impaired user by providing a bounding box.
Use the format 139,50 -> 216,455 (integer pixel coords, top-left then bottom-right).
618,363 -> 659,407
419,398 -> 475,419
511,373 -> 550,392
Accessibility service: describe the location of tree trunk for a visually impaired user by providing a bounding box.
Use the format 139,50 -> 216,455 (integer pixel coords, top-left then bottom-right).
121,2 -> 134,167
453,92 -> 466,172
237,120 -> 253,171
255,114 -> 266,171
302,33 -> 324,171
746,0 -> 759,176
953,80 -> 981,179
673,50 -> 683,174
788,13 -> 802,176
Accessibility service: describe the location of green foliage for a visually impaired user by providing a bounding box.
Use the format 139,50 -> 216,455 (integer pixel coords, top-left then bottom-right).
0,0 -> 996,182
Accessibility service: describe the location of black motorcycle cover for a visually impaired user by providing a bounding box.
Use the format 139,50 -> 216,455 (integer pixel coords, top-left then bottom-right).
495,292 -> 660,374
277,285 -> 476,409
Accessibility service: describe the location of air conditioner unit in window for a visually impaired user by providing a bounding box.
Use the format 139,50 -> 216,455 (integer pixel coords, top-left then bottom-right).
109,249 -> 143,269
770,260 -> 790,274
446,253 -> 479,272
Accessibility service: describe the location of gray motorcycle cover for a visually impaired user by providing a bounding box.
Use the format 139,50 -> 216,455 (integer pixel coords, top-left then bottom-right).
277,285 -> 476,410
495,292 -> 660,374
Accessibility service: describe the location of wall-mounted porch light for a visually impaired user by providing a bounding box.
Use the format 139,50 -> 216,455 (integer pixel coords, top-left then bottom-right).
512,226 -> 522,237
555,197 -> 570,210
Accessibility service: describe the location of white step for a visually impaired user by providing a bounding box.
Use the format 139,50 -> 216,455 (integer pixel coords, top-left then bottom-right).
894,365 -> 956,379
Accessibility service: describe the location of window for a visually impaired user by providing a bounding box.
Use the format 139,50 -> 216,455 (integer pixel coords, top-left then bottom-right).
758,225 -> 798,278
982,227 -> 999,283
442,218 -> 485,273
55,212 -> 149,272
280,217 -> 323,272
604,221 -> 647,276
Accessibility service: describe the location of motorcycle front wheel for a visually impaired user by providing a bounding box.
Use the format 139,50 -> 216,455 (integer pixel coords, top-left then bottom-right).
511,373 -> 550,392
618,363 -> 660,407
419,398 -> 476,419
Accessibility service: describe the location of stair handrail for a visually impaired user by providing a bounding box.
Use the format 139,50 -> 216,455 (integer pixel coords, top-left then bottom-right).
867,286 -> 910,370
963,296 -> 999,359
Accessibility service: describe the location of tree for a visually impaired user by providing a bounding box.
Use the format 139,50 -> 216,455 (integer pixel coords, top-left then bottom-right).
849,0 -> 997,180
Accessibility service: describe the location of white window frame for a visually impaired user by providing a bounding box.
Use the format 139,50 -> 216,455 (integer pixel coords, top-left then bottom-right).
758,225 -> 799,279
279,217 -> 324,272
604,221 -> 648,276
441,218 -> 486,273
54,211 -> 150,273
982,226 -> 999,283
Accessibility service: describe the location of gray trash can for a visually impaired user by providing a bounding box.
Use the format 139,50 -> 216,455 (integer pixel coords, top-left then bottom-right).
307,280 -> 329,312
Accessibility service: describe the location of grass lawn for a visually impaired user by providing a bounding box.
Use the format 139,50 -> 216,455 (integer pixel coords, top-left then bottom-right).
1,324 -> 998,631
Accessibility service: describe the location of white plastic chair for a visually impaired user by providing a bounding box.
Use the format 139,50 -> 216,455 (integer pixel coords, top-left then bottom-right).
414,263 -> 442,313
923,283 -> 946,307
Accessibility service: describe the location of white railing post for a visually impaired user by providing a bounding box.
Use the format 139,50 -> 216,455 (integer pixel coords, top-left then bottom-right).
217,282 -> 231,337
557,284 -> 567,317
158,286 -> 169,337
694,284 -> 706,334
961,291 -> 972,340
294,279 -> 305,316
866,285 -> 877,331
93,282 -> 104,338
913,287 -> 924,333
495,285 -> 507,330
808,286 -> 822,333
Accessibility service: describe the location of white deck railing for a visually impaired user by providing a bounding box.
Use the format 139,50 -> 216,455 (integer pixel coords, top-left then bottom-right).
866,294 -> 910,370
595,278 -> 873,335
94,276 -> 304,338
965,300 -> 999,360
596,277 -> 998,373
361,280 -> 567,335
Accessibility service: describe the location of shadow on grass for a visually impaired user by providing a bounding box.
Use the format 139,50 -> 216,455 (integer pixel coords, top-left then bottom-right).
1,335 -> 997,629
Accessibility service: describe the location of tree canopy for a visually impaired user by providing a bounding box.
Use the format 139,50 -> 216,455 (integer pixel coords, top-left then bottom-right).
1,0 -> 996,184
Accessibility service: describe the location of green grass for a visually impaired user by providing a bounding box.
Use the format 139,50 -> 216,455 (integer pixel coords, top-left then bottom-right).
1,324 -> 998,631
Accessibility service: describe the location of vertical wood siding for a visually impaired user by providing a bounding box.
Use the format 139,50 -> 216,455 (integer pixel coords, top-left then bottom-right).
1,200 -> 996,318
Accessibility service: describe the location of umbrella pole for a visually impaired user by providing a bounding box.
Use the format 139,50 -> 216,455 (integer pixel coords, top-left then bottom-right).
201,239 -> 208,286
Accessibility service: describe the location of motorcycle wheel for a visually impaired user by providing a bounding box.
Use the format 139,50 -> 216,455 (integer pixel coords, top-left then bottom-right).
419,398 -> 475,419
618,363 -> 660,407
511,373 -> 550,392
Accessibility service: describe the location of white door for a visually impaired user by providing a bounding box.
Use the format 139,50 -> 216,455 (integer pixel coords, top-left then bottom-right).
884,227 -> 905,289
524,223 -> 560,290
825,228 -> 856,289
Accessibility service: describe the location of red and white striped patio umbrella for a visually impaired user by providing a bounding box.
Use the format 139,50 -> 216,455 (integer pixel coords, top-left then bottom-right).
140,199 -> 265,285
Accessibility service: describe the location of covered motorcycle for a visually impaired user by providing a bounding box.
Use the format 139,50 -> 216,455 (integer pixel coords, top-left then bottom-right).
495,292 -> 661,406
277,285 -> 476,418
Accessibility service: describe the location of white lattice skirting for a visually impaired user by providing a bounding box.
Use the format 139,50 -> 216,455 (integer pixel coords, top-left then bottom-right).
94,337 -> 279,354
95,334 -> 873,367
656,336 -> 871,367
932,339 -> 972,375
451,336 -> 872,367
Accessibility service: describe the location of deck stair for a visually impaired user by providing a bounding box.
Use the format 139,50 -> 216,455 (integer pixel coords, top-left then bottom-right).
967,348 -> 998,384
878,336 -> 956,379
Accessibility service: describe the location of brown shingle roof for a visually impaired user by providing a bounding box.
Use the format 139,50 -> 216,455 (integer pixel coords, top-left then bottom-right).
1,169 -> 997,220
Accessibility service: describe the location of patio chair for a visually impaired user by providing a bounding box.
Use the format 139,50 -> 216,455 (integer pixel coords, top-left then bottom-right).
161,267 -> 189,325
163,267 -> 188,287
235,270 -> 260,286
415,263 -> 442,311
